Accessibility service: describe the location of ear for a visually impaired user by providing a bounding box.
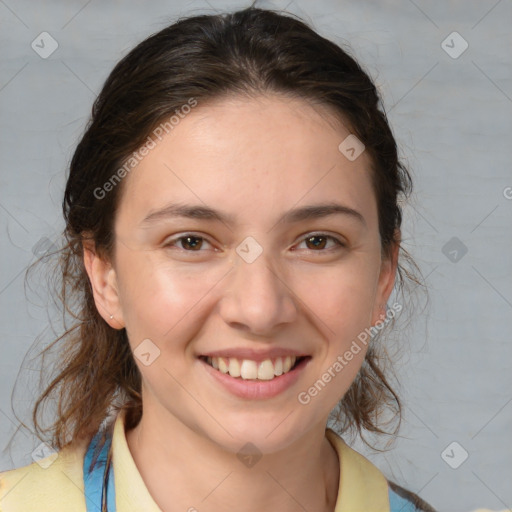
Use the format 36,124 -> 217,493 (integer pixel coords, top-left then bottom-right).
82,239 -> 125,329
370,230 -> 400,327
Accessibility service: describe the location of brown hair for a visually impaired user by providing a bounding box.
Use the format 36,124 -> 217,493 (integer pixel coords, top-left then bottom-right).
12,4 -> 426,460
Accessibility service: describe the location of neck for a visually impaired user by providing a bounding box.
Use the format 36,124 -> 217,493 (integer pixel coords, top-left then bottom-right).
125,407 -> 340,512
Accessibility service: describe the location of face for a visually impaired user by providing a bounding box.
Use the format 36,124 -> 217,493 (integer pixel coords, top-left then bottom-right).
84,93 -> 398,453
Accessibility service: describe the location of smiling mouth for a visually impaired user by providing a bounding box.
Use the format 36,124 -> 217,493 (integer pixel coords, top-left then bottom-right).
199,355 -> 309,381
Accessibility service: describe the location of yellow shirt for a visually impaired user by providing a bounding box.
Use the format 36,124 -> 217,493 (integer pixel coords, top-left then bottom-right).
0,409 -> 492,512
0,409 -> 390,511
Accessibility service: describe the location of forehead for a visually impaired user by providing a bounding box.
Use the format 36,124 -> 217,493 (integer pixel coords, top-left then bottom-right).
117,93 -> 377,229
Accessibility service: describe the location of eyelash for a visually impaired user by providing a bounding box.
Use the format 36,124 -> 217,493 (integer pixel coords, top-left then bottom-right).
163,232 -> 345,253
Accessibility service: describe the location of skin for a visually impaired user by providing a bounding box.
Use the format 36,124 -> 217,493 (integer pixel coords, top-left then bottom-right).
83,93 -> 399,512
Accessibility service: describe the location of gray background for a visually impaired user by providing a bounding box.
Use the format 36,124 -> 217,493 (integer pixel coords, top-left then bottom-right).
1,1 -> 511,511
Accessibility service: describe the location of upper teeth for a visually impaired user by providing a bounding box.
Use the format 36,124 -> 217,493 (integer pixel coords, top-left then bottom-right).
207,356 -> 297,380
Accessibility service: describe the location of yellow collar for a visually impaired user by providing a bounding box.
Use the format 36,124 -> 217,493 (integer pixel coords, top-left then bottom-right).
325,428 -> 389,511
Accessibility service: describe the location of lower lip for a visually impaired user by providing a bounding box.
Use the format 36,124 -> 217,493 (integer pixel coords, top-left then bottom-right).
199,357 -> 311,400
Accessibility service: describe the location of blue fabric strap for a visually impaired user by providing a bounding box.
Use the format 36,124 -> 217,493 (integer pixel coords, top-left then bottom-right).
389,486 -> 418,512
83,429 -> 116,512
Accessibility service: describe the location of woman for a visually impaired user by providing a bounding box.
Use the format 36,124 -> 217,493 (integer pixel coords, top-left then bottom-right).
0,5 -> 443,511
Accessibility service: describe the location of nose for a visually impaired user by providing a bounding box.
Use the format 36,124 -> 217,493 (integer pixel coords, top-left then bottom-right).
219,247 -> 298,336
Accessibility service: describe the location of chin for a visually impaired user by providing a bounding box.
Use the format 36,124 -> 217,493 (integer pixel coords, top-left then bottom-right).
198,414 -> 313,456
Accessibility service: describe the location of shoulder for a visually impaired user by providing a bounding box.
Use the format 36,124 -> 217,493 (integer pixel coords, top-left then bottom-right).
0,439 -> 88,512
388,480 -> 437,512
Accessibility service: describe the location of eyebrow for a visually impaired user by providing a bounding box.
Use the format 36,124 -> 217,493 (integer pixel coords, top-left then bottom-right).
139,202 -> 366,228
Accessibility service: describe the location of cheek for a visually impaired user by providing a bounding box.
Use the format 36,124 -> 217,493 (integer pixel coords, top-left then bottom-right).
117,253 -> 225,343
291,259 -> 378,334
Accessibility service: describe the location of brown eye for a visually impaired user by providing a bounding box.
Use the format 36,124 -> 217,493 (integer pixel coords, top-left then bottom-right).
164,234 -> 213,251
180,235 -> 204,250
305,235 -> 327,250
296,234 -> 344,251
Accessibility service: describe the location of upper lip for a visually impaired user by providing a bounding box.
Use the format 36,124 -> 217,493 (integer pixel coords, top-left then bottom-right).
199,347 -> 309,363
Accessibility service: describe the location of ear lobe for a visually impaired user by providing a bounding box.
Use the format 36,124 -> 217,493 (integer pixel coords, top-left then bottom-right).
82,240 -> 125,329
